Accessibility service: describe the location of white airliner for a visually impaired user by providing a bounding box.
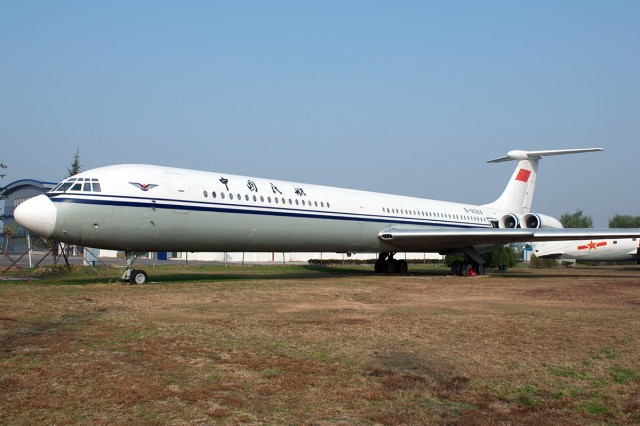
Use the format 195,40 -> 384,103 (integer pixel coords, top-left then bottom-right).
14,148 -> 640,283
533,238 -> 640,264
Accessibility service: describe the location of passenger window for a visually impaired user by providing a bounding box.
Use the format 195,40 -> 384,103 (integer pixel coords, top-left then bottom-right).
245,195 -> 249,201
260,196 -> 264,202
253,195 -> 257,202
275,197 -> 279,204
295,199 -> 299,205
229,193 -> 234,200
203,191 -> 208,198
212,191 -> 217,198
221,193 -> 225,199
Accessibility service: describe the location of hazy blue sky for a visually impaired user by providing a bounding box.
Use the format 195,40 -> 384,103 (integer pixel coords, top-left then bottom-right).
2,1 -> 639,227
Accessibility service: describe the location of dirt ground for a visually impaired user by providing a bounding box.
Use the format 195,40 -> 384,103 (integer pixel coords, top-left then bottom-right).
1,264 -> 640,425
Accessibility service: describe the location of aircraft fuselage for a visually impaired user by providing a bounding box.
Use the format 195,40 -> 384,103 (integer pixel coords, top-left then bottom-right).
22,164 -> 500,253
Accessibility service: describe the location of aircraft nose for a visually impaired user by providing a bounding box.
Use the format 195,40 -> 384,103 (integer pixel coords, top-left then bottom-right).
14,194 -> 57,238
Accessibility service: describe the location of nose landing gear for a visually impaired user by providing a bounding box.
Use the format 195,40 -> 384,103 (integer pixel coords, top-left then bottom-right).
121,252 -> 149,284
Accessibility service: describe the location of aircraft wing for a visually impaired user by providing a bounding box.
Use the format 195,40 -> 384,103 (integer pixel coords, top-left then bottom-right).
378,228 -> 640,252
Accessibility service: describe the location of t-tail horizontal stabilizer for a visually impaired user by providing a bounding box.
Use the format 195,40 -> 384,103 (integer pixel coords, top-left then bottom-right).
487,148 -> 603,163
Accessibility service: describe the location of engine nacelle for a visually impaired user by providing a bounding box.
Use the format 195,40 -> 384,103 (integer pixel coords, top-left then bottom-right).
499,213 -> 521,229
522,213 -> 563,229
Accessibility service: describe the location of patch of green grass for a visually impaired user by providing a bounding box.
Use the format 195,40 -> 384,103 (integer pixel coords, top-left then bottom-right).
1,263 -> 379,286
578,400 -> 613,416
311,351 -> 330,361
589,377 -> 608,389
271,340 -> 286,350
594,347 -> 617,360
609,365 -> 637,384
136,404 -> 161,423
261,366 -> 287,376
498,384 -> 539,407
548,366 -> 588,380
116,327 -> 164,343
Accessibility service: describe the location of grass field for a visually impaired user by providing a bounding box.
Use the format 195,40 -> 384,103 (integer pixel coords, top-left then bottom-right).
1,263 -> 640,425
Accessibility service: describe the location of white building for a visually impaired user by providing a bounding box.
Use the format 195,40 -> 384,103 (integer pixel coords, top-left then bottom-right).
98,250 -> 443,263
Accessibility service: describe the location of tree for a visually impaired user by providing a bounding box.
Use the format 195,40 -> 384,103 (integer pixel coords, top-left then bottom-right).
0,162 -> 6,199
445,246 -> 518,269
0,163 -> 6,218
560,209 -> 593,228
66,148 -> 82,177
609,214 -> 640,228
480,245 -> 518,268
2,221 -> 17,264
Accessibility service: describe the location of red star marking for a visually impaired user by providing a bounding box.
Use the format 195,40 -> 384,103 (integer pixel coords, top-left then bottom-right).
577,241 -> 602,251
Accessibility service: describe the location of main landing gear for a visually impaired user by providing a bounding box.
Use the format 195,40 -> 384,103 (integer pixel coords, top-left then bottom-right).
450,248 -> 487,277
120,251 -> 149,284
374,252 -> 408,274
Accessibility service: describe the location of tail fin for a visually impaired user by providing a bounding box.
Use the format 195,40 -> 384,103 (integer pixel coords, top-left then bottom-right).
482,148 -> 602,214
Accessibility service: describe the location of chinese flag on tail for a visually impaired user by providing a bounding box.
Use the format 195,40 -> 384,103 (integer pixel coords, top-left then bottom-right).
516,169 -> 531,182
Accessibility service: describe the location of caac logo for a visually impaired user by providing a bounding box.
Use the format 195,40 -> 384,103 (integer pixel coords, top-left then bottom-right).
129,182 -> 158,192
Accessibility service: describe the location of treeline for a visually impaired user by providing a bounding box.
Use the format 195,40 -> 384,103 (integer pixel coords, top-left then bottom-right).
560,209 -> 640,228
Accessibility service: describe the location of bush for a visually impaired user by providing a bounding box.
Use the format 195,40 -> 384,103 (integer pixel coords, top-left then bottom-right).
529,254 -> 559,268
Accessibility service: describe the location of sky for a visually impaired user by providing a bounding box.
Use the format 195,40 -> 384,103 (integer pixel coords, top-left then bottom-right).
1,1 -> 639,227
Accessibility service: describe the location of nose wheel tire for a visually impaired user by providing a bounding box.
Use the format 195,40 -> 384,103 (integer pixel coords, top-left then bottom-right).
129,269 -> 148,285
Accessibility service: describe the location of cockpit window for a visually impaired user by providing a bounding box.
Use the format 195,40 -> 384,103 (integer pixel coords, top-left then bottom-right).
49,178 -> 102,193
56,182 -> 74,192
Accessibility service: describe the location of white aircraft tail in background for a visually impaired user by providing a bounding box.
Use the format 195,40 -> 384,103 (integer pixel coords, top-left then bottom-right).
15,147 -> 639,283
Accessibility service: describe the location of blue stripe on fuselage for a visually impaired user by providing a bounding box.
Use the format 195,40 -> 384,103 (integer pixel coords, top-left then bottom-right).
48,193 -> 491,229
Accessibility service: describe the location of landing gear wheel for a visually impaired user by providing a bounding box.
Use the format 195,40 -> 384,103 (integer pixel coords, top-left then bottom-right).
477,263 -> 486,275
129,269 -> 148,285
386,260 -> 397,274
398,259 -> 408,274
462,261 -> 473,277
452,260 -> 463,276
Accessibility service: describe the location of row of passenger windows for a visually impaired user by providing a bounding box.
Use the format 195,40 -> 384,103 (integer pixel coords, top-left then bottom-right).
203,190 -> 331,209
50,178 -> 102,193
382,207 -> 483,222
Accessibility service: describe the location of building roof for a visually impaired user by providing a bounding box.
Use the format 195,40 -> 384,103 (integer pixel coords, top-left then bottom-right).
1,179 -> 57,196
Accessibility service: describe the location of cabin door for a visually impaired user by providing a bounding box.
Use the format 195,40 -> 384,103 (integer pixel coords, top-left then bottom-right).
164,172 -> 190,214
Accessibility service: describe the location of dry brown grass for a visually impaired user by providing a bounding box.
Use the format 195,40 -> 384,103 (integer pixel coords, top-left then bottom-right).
1,264 -> 640,425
